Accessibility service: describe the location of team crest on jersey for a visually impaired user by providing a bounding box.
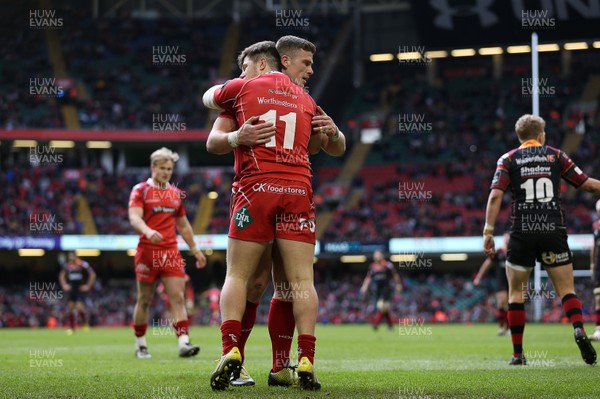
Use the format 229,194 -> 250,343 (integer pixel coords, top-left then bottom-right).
136,263 -> 150,273
234,206 -> 253,230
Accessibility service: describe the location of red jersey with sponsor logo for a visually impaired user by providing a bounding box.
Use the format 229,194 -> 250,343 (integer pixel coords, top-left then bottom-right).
128,178 -> 186,249
212,72 -> 318,186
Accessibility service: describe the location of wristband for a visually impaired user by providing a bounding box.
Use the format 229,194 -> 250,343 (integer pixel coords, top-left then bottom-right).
330,129 -> 341,142
190,245 -> 200,254
483,223 -> 494,237
228,130 -> 240,148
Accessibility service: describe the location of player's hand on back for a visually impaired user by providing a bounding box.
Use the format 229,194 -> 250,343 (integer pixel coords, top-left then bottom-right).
237,115 -> 276,146
144,229 -> 163,243
80,284 -> 90,292
63,283 -> 72,291
311,106 -> 338,137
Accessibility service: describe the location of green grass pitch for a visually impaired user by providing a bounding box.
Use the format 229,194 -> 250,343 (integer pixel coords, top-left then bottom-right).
0,324 -> 598,398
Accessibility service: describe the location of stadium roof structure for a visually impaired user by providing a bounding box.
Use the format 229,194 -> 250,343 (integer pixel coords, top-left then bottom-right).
79,0 -> 409,18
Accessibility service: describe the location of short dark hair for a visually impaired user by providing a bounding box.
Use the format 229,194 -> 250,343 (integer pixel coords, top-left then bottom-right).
276,35 -> 316,58
237,41 -> 282,71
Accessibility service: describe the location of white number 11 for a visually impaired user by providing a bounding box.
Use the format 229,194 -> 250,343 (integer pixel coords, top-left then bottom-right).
258,110 -> 297,150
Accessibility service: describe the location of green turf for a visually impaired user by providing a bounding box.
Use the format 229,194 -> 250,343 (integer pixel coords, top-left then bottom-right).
0,324 -> 598,398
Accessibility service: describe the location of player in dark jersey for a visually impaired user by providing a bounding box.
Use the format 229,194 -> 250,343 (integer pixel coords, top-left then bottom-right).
474,233 -> 509,335
590,200 -> 600,341
483,114 -> 600,365
58,252 -> 96,334
360,250 -> 403,331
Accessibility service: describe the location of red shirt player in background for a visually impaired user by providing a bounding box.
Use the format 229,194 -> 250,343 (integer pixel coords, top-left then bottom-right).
58,251 -> 96,334
157,273 -> 195,325
203,41 -> 323,390
202,285 -> 222,326
128,147 -> 206,359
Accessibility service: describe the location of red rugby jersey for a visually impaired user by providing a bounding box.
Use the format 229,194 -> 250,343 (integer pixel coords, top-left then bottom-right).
210,72 -> 318,186
128,178 -> 186,249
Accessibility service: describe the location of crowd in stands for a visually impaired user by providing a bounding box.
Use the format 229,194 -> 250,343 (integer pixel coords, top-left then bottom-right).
2,6 -> 600,241
1,5 -> 347,130
1,272 -> 596,328
0,165 -> 82,235
60,12 -> 228,130
318,53 -> 600,241
0,155 -> 237,235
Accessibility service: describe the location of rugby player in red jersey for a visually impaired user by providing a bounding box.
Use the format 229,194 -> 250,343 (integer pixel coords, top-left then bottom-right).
58,252 -> 96,334
128,147 -> 207,359
205,36 -> 345,388
202,285 -> 221,326
484,114 -> 600,365
157,273 -> 195,326
203,40 -> 324,390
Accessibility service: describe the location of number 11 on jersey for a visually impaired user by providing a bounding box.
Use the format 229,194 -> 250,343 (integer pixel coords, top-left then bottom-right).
259,110 -> 297,150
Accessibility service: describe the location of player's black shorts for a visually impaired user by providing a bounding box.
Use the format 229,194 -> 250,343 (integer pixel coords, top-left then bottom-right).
507,230 -> 572,268
67,286 -> 85,302
373,286 -> 391,302
593,258 -> 600,286
495,265 -> 508,291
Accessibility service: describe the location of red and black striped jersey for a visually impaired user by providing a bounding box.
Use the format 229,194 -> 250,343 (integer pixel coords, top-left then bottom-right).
490,140 -> 588,232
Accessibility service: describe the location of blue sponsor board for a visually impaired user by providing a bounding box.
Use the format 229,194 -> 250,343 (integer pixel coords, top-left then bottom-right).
0,236 -> 60,250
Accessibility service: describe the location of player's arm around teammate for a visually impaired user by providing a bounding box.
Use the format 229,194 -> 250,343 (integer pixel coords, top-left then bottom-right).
206,116 -> 276,154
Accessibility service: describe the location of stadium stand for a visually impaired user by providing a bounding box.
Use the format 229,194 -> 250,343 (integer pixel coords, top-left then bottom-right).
1,1 -> 599,331
2,274 -> 596,327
